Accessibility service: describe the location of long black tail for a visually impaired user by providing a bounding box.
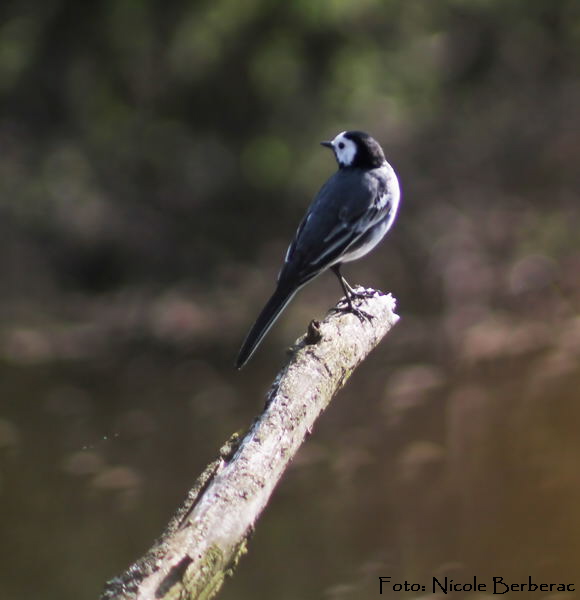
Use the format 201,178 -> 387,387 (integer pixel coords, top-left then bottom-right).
235,284 -> 298,369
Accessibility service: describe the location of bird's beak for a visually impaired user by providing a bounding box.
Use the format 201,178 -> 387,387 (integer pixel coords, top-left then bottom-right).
320,140 -> 333,148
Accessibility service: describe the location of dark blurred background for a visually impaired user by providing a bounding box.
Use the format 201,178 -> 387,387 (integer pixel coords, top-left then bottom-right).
1,0 -> 579,598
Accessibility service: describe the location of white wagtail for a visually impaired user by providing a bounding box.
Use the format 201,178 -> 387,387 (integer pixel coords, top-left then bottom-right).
235,130 -> 401,369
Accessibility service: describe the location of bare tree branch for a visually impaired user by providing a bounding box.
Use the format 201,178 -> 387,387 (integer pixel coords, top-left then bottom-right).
101,290 -> 399,600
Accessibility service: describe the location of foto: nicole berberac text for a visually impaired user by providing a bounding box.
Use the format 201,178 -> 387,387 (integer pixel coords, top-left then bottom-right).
379,576 -> 575,594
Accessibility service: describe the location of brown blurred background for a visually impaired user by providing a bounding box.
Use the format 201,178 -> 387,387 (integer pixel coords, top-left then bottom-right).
1,1 -> 579,598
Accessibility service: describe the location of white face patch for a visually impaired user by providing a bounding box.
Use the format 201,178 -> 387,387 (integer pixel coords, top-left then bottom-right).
331,131 -> 357,167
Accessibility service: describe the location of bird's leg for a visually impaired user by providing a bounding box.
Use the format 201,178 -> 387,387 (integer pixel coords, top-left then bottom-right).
332,265 -> 377,301
331,265 -> 375,322
340,276 -> 377,300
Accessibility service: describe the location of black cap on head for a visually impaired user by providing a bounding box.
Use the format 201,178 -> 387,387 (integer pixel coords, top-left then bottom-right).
343,130 -> 385,169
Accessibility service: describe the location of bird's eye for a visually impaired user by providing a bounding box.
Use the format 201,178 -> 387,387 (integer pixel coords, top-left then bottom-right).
338,142 -> 345,149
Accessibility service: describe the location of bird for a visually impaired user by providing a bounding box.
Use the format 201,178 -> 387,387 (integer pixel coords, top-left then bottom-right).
235,130 -> 401,369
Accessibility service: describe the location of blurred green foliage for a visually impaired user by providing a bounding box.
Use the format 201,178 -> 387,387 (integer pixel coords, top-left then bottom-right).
0,1 -> 579,599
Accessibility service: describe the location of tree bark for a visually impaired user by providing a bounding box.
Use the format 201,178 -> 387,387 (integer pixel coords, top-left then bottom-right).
101,290 -> 399,600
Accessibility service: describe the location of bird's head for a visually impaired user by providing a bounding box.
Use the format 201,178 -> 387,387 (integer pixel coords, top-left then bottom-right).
321,130 -> 386,169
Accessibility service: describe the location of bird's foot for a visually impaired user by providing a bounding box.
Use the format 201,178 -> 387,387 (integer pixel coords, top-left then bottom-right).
335,298 -> 375,323
349,305 -> 375,323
